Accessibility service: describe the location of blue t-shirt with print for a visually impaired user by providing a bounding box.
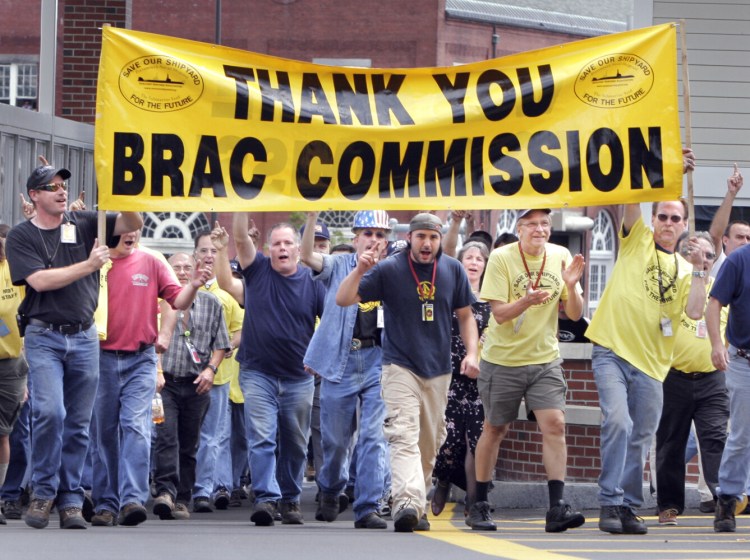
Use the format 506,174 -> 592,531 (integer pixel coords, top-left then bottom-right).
358,250 -> 474,379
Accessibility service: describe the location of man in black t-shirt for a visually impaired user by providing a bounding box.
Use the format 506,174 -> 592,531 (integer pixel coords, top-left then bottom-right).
5,165 -> 142,530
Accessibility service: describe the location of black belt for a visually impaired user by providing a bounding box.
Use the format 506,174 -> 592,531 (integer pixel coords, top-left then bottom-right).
162,372 -> 198,383
28,318 -> 93,335
101,343 -> 154,356
670,367 -> 716,380
351,338 -> 378,350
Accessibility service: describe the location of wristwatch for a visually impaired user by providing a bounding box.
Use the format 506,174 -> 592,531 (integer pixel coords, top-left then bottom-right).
692,270 -> 706,278
206,363 -> 218,374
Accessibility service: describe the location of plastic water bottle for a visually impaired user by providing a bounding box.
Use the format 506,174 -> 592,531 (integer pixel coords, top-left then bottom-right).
152,392 -> 165,424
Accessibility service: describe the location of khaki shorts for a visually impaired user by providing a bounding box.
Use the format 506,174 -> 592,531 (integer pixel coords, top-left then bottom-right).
0,356 -> 28,436
478,358 -> 567,426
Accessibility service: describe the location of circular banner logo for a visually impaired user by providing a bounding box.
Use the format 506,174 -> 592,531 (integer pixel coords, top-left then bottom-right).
119,55 -> 204,113
574,53 -> 654,109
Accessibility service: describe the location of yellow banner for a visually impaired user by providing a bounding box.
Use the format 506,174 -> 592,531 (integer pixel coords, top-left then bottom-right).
95,24 -> 682,212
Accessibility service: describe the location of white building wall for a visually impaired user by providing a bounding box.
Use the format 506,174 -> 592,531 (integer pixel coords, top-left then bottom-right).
635,0 -> 750,206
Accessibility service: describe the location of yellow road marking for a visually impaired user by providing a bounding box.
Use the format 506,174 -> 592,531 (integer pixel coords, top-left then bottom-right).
417,512 -> 584,560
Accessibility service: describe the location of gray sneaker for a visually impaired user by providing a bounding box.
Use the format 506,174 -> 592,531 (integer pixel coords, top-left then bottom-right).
280,501 -> 304,525
25,498 -> 54,529
393,502 -> 419,533
598,505 -> 622,534
415,514 -> 430,531
619,505 -> 647,534
59,506 -> 87,529
466,501 -> 496,531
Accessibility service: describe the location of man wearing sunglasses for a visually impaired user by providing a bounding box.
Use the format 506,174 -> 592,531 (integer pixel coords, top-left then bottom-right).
586,148 -> 710,535
302,210 -> 391,529
5,164 -> 143,529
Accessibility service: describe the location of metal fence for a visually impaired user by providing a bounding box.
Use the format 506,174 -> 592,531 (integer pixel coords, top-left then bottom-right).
0,103 -> 94,227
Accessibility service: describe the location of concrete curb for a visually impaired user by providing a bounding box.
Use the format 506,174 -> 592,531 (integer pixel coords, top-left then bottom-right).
488,481 -> 703,510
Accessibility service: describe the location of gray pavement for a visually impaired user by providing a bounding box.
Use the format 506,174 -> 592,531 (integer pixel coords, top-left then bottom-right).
4,482 -> 750,560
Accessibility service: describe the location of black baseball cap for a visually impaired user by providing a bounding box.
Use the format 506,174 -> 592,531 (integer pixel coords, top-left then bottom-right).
27,165 -> 71,193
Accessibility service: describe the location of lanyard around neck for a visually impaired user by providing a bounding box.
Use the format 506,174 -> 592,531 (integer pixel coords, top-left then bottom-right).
654,242 -> 678,304
407,253 -> 437,300
518,243 -> 546,291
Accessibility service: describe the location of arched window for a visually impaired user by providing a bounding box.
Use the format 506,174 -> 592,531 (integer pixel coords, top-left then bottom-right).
140,212 -> 211,257
588,210 -> 616,316
319,210 -> 356,229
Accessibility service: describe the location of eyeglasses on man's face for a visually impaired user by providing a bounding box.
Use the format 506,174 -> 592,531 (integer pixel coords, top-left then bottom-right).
360,230 -> 387,239
519,221 -> 551,230
656,213 -> 684,223
34,182 -> 68,193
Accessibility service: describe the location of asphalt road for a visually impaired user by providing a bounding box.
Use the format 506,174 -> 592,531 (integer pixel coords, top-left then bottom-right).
4,483 -> 750,560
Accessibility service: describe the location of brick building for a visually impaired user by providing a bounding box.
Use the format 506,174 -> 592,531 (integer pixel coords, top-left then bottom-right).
3,0 -> 688,487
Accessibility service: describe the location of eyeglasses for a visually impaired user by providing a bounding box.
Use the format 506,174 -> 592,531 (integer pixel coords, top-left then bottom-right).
656,213 -> 684,223
519,221 -> 551,230
360,230 -> 387,239
34,182 -> 68,193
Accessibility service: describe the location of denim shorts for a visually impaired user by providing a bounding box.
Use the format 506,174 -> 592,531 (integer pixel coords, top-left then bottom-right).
478,358 -> 566,426
0,356 -> 28,435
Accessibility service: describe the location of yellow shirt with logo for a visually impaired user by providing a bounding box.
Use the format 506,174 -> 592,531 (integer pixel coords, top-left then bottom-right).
0,259 -> 25,359
481,241 -> 577,367
586,217 -> 692,382
202,281 -> 244,386
671,278 -> 728,374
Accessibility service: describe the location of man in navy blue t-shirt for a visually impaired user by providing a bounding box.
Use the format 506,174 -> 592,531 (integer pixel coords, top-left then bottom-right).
707,243 -> 750,533
231,213 -> 325,527
337,212 -> 479,533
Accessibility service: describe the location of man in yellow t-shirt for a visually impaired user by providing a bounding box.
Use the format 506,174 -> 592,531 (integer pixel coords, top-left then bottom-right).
585,164 -> 709,534
0,231 -> 27,525
655,232 -> 729,526
470,209 -> 585,533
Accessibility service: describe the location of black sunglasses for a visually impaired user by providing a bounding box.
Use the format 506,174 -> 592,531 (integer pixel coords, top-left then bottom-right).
656,213 -> 683,223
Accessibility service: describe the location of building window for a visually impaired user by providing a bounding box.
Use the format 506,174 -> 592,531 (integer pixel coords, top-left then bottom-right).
140,212 -> 211,256
0,62 -> 38,109
319,211 -> 356,228
496,210 -> 519,236
588,210 -> 616,316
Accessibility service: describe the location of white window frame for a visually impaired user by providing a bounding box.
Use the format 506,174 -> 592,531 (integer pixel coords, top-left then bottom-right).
0,61 -> 38,108
588,210 -> 616,316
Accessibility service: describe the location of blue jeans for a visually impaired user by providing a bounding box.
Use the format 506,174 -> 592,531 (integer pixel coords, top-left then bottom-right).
230,401 -> 249,488
24,324 -> 99,509
240,369 -> 313,504
0,398 -> 30,501
194,382 -> 232,498
593,345 -> 663,508
318,346 -> 386,521
91,348 -> 157,513
717,347 -> 750,497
